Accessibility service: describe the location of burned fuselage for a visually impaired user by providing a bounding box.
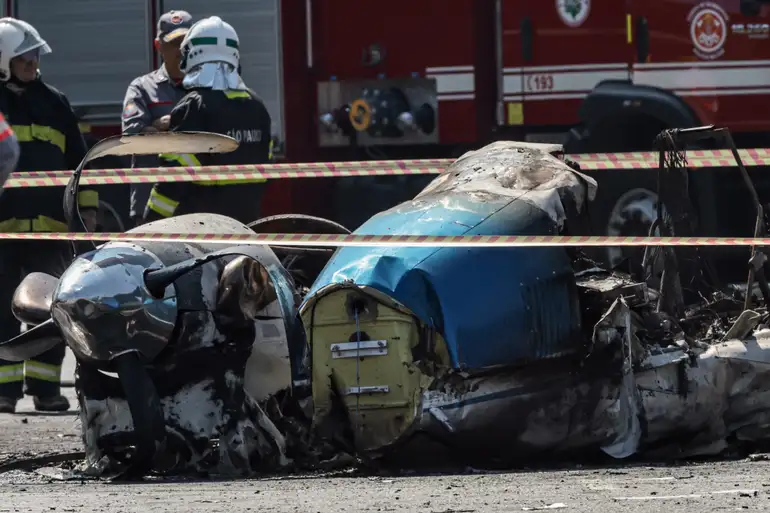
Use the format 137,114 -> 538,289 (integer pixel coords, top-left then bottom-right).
302,141 -> 598,457
302,140 -> 770,464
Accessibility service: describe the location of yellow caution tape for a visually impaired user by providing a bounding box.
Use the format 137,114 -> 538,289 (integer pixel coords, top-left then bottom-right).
2,232 -> 770,247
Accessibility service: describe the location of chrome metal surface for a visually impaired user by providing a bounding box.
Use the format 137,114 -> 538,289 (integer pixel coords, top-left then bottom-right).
51,243 -> 177,363
11,272 -> 59,325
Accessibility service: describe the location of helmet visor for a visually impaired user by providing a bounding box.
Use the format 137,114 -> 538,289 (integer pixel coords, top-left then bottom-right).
13,30 -> 51,60
16,46 -> 46,62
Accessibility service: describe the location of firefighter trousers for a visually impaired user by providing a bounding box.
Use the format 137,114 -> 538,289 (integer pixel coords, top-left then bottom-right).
0,240 -> 71,399
144,181 -> 266,224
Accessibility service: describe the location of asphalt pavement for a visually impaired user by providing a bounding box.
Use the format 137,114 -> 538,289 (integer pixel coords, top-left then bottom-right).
2,351 -> 770,512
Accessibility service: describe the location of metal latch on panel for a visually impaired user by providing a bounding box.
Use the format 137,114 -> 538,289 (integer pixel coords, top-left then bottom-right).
330,340 -> 388,359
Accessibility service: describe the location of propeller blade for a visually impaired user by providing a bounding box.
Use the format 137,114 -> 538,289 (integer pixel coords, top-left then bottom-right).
65,131 -> 240,235
0,319 -> 62,361
85,132 -> 238,162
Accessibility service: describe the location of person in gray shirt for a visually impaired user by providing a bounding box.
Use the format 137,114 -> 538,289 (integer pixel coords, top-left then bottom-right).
121,10 -> 192,226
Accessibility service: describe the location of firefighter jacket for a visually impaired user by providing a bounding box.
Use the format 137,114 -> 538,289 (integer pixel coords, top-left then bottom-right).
122,65 -> 189,220
0,77 -> 98,231
146,87 -> 272,219
122,65 -> 187,135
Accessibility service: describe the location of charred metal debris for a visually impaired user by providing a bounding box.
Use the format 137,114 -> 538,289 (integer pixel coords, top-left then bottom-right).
304,128 -> 770,467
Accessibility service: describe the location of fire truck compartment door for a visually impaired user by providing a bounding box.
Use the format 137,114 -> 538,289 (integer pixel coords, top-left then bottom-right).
14,1 -> 152,121
500,0 -> 632,128
631,0 -> 770,133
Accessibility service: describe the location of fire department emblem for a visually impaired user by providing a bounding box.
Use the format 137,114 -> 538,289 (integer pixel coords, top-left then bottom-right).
123,101 -> 138,119
556,0 -> 590,28
688,3 -> 729,60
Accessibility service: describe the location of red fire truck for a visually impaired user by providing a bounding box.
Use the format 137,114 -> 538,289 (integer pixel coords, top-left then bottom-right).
11,0 -> 770,260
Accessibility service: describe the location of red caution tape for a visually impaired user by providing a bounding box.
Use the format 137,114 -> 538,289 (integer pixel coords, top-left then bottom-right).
3,149 -> 769,188
1,232 -> 770,247
573,148 -> 770,162
3,162 -> 449,188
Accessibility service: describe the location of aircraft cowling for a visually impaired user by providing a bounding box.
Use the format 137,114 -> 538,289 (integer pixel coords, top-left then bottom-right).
67,213 -> 308,477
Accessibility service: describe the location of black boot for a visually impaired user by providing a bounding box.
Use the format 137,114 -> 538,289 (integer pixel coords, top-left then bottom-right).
0,396 -> 17,413
33,395 -> 70,412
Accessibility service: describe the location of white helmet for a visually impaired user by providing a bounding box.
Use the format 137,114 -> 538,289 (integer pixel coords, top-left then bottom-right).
179,16 -> 239,74
0,18 -> 51,81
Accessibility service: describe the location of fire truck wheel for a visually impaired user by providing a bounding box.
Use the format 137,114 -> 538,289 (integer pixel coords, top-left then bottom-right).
604,187 -> 669,277
571,116 -> 673,273
579,150 -> 661,273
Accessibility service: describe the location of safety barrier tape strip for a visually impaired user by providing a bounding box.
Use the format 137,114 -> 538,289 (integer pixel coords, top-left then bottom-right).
575,157 -> 765,170
3,166 -> 449,188
4,149 -> 770,188
575,148 -> 770,161
568,148 -> 770,161
3,232 -> 770,247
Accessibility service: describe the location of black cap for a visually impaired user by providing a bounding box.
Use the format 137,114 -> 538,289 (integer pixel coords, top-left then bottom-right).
157,10 -> 193,43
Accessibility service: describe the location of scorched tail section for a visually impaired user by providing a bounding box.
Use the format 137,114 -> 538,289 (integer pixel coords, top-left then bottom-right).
312,0 -> 486,147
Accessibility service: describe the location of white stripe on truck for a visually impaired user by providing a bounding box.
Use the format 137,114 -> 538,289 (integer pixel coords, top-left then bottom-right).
428,60 -> 770,104
426,66 -> 476,101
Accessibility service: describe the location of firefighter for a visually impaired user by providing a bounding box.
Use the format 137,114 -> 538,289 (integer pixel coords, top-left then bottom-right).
0,18 -> 98,413
122,10 -> 194,227
142,16 -> 270,224
0,111 -> 20,192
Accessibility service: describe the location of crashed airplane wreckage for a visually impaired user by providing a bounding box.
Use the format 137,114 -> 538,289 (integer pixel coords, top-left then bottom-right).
304,126 -> 770,465
0,131 -> 347,479
4,127 -> 770,476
